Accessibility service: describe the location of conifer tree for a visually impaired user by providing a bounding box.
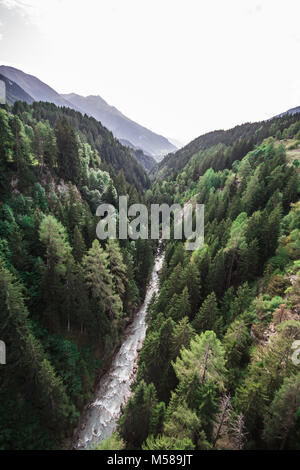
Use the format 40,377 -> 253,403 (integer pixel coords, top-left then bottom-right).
82,240 -> 123,322
55,117 -> 82,185
171,317 -> 195,359
263,373 -> 300,449
73,225 -> 86,263
167,287 -> 191,322
193,292 -> 221,334
119,380 -> 158,448
107,239 -> 127,297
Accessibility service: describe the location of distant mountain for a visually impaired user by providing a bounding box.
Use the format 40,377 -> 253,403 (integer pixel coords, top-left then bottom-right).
0,66 -> 176,160
167,137 -> 185,149
129,147 -> 156,172
61,93 -> 177,160
119,138 -> 151,156
0,65 -> 77,109
151,112 -> 300,180
118,138 -> 156,171
0,73 -> 34,105
275,105 -> 300,118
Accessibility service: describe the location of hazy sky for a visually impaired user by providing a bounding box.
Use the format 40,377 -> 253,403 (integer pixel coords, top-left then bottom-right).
0,0 -> 300,143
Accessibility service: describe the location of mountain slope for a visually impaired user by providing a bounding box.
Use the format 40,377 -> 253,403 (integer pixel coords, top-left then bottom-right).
151,112 -> 300,181
129,148 -> 156,172
0,101 -> 155,450
275,105 -> 300,118
12,100 -> 149,191
0,65 -> 76,108
131,114 -> 300,452
0,66 -> 176,160
0,73 -> 34,105
61,93 -> 177,160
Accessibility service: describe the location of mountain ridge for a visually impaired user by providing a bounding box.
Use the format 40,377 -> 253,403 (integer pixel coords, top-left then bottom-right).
0,73 -> 34,105
0,65 -> 77,109
61,92 -> 176,159
0,66 -> 176,160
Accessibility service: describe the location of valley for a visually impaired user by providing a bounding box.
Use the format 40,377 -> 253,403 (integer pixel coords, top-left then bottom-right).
0,90 -> 299,451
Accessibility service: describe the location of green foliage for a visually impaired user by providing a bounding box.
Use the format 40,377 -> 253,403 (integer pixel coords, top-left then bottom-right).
96,432 -> 125,450
0,102 -> 151,449
1,99 -> 299,451
263,373 -> 300,449
118,380 -> 160,449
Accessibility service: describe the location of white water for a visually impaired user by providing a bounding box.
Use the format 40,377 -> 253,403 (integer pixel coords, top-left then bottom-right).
74,247 -> 164,449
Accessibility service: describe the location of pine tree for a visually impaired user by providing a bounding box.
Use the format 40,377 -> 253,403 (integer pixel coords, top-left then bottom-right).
119,380 -> 158,448
139,318 -> 175,401
164,402 -> 204,448
168,331 -> 226,439
107,239 -> 127,297
82,240 -> 122,322
10,115 -> 31,173
263,373 -> 300,449
39,215 -> 71,274
171,317 -> 195,359
73,225 -> 86,262
39,215 -> 71,325
55,117 -> 82,185
223,318 -> 251,388
172,330 -> 226,391
181,261 -> 202,317
193,292 -> 221,334
0,260 -> 77,435
234,321 -> 300,438
0,108 -> 13,164
167,287 -> 191,322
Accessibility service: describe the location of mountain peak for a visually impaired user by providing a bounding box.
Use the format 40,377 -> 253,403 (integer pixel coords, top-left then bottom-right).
0,65 -> 177,159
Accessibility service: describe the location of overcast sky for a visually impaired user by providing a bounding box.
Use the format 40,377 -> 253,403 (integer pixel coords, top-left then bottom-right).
0,0 -> 300,143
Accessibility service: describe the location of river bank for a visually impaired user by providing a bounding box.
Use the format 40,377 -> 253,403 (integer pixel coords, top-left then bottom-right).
73,246 -> 165,450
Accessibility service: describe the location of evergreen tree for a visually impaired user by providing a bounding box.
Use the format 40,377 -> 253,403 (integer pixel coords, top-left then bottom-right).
107,239 -> 127,297
167,286 -> 191,322
118,380 -> 158,448
55,117 -> 82,185
263,373 -> 300,450
82,240 -> 123,323
193,292 -> 221,334
73,225 -> 86,262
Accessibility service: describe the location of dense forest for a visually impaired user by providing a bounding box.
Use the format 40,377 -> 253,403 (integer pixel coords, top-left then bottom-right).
0,98 -> 300,450
0,101 -> 154,449
104,115 -> 300,450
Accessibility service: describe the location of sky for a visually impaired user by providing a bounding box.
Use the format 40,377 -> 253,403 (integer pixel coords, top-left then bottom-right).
0,0 -> 300,144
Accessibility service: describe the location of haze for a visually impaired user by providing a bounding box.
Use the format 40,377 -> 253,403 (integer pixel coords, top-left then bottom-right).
0,0 -> 300,143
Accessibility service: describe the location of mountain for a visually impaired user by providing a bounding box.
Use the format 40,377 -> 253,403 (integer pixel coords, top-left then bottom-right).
0,100 -> 155,450
61,93 -> 177,160
0,73 -> 34,105
0,65 -> 77,109
25,101 -> 150,191
118,138 -> 156,171
167,136 -> 185,149
150,112 -> 300,181
129,147 -> 156,172
119,138 -> 152,156
0,66 -> 176,160
275,105 -> 300,118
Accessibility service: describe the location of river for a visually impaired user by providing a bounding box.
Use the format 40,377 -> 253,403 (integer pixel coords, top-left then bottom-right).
74,246 -> 165,450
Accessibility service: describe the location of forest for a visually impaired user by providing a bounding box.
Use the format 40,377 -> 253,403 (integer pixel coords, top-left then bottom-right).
0,99 -> 300,450
0,101 -> 154,449
106,114 -> 300,451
